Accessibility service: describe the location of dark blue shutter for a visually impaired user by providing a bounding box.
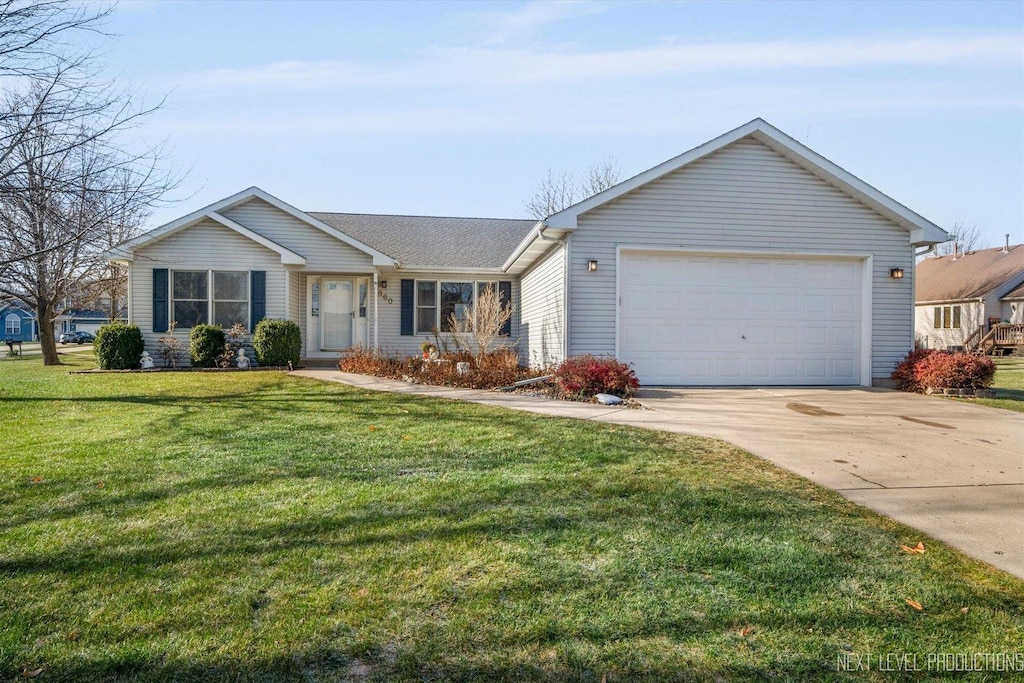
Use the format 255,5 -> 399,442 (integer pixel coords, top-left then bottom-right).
152,269 -> 169,333
400,279 -> 414,336
498,280 -> 512,337
250,271 -> 266,332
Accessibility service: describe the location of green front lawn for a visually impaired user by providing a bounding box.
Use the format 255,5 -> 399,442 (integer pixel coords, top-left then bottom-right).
1,357 -> 1021,681
963,357 -> 1024,413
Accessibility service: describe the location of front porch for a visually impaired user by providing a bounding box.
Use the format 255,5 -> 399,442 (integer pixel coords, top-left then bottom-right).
290,272 -> 379,360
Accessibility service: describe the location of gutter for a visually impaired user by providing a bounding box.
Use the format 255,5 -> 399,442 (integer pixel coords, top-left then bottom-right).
501,220 -> 549,272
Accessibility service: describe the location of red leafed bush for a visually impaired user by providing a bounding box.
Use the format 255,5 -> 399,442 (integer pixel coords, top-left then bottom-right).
891,349 -> 937,392
912,352 -> 995,391
553,354 -> 640,398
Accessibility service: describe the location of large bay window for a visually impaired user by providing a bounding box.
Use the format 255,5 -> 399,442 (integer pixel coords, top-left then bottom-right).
172,270 -> 250,329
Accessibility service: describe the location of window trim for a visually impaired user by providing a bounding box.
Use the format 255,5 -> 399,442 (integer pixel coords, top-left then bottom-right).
169,269 -> 251,330
5,313 -> 21,336
414,279 -> 507,335
933,304 -> 962,330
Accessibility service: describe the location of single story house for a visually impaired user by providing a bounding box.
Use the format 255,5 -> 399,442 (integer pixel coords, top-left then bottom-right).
109,119 -> 948,386
2,305 -> 37,342
915,243 -> 1024,350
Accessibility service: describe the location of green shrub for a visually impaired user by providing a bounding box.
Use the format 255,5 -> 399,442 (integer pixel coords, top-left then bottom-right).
189,324 -> 226,368
252,319 -> 301,367
94,323 -> 144,370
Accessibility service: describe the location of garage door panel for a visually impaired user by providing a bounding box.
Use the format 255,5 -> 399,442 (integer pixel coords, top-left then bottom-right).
620,252 -> 863,385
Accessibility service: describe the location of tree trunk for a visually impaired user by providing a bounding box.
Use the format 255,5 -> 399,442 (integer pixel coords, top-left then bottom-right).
37,301 -> 60,365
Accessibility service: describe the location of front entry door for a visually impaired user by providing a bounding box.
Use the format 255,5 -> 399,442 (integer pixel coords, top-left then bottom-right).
321,279 -> 353,350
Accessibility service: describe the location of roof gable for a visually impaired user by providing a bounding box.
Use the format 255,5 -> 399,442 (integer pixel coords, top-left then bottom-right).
544,118 -> 948,246
916,245 -> 1024,303
108,187 -> 392,267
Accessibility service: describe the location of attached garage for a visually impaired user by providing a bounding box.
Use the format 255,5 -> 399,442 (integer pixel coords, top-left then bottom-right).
618,250 -> 867,385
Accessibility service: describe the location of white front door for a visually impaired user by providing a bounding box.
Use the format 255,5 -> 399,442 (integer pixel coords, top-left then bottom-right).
321,279 -> 353,350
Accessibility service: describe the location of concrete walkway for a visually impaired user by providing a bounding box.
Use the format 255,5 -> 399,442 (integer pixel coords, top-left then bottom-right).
291,369 -> 1024,579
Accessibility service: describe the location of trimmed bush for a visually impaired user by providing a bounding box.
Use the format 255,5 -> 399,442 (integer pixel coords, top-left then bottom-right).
891,349 -> 937,392
913,351 -> 995,391
189,324 -> 226,368
553,354 -> 639,398
94,323 -> 144,370
252,319 -> 302,367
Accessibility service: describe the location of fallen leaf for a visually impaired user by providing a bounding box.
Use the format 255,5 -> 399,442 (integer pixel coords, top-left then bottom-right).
960,607 -> 969,614
402,435 -> 411,440
96,482 -> 105,489
368,425 -> 378,431
68,630 -> 79,641
900,542 -> 926,554
905,598 -> 924,611
30,476 -> 43,484
23,667 -> 44,679
738,625 -> 754,637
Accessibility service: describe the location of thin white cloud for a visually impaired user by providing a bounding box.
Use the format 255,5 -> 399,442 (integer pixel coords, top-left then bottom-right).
474,0 -> 607,45
177,31 -> 1023,92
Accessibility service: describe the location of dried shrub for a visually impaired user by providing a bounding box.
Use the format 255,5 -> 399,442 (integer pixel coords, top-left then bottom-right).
891,349 -> 937,392
339,347 -> 406,379
913,352 -> 996,391
553,354 -> 639,398
340,347 -> 541,390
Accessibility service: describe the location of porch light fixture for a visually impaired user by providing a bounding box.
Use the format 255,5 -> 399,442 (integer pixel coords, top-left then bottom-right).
889,267 -> 904,280
588,259 -> 598,272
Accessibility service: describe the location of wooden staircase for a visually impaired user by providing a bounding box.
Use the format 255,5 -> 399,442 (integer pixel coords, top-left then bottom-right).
968,323 -> 1024,356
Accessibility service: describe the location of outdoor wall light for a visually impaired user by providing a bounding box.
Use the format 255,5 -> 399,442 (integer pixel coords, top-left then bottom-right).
588,259 -> 599,272
889,267 -> 904,280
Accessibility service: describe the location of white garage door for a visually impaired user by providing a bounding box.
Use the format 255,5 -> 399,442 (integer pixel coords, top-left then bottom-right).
619,252 -> 863,386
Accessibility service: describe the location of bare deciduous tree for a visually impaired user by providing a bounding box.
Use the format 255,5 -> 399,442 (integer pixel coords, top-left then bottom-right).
447,284 -> 514,364
0,2 -> 176,365
934,220 -> 988,257
0,81 -> 175,365
525,157 -> 621,219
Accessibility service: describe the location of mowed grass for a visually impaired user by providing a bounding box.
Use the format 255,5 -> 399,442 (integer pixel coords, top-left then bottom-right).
1,357 -> 1022,682
963,357 -> 1024,413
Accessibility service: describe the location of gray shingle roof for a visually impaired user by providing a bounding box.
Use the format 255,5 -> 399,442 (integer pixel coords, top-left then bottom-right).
308,212 -> 536,270
916,245 -> 1024,302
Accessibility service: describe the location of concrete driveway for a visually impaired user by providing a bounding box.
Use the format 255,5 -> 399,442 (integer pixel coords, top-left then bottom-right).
294,370 -> 1023,579
619,387 -> 1023,579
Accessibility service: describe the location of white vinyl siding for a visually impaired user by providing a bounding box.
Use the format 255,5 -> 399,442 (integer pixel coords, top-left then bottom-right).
129,218 -> 285,359
567,137 -> 915,384
914,301 -> 984,351
519,243 -> 566,368
222,198 -> 374,272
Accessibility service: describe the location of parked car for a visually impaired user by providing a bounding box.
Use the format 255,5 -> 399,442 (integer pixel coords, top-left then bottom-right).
59,331 -> 95,344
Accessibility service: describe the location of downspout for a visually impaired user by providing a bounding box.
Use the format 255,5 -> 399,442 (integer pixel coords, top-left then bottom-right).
914,244 -> 935,258
372,271 -> 379,355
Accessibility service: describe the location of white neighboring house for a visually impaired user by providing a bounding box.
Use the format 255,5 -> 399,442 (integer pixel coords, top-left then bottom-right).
108,118 -> 949,385
914,244 -> 1024,351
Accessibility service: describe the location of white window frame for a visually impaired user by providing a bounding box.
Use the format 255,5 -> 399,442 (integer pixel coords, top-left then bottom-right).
415,280 -> 508,334
5,313 -> 21,336
170,270 -> 250,329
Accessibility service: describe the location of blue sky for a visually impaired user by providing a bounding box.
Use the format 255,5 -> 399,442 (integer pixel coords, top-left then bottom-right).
106,0 -> 1022,246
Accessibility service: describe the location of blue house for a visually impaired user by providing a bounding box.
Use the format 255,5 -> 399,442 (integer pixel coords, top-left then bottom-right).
2,305 -> 38,342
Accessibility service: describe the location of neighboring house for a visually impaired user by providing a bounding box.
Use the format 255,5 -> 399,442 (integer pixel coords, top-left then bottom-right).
914,244 -> 1024,351
53,309 -> 127,337
1,305 -> 37,342
108,119 -> 948,386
